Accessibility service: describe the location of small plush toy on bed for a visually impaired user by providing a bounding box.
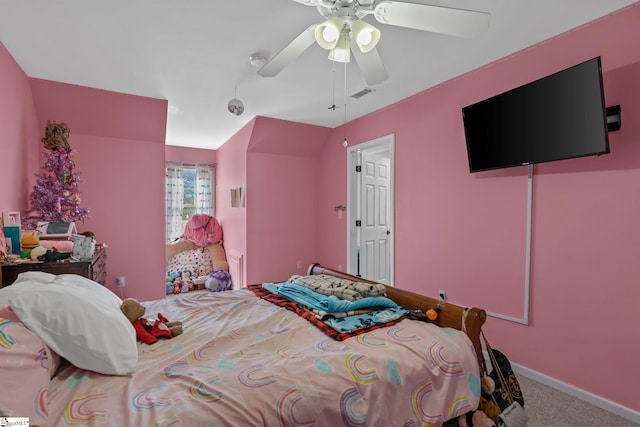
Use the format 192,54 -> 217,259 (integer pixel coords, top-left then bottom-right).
120,298 -> 183,344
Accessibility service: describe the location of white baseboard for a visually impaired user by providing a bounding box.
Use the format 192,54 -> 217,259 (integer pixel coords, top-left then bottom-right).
511,362 -> 640,424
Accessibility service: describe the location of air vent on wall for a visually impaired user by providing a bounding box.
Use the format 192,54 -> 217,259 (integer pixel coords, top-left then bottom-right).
351,88 -> 375,99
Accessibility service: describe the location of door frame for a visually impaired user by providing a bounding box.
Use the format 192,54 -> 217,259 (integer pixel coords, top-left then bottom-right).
347,134 -> 395,286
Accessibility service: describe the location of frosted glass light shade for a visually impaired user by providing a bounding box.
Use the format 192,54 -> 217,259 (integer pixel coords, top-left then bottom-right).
352,20 -> 381,53
315,18 -> 342,50
328,31 -> 350,63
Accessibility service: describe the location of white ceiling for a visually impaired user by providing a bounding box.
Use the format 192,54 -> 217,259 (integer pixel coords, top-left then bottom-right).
0,0 -> 637,149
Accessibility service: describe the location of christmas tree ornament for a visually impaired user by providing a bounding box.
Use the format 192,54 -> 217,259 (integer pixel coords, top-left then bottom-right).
41,120 -> 71,151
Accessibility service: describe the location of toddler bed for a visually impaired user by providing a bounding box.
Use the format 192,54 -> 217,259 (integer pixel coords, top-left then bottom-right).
166,214 -> 231,293
166,239 -> 230,292
0,263 -> 486,427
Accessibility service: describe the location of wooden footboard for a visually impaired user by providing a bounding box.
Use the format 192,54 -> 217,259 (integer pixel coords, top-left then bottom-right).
307,263 -> 487,371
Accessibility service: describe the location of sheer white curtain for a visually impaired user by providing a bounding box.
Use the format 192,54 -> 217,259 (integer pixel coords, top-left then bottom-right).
194,164 -> 214,215
166,162 -> 185,242
166,162 -> 215,242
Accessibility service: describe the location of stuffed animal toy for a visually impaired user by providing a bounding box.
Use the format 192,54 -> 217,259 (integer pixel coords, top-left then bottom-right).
120,298 -> 183,345
181,280 -> 190,293
458,375 -> 497,427
458,410 -> 496,427
181,270 -> 194,291
182,214 -> 223,246
37,249 -> 71,263
41,120 -> 71,151
208,241 -> 229,272
173,278 -> 184,294
205,269 -> 232,292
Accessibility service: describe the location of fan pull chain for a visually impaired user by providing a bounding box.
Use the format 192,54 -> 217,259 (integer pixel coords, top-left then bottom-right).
343,59 -> 348,147
329,61 -> 337,111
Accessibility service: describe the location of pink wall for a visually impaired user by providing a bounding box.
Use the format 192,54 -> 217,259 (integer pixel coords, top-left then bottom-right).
215,116 -> 330,286
246,153 -> 320,283
215,119 -> 252,286
317,4 -> 640,414
246,118 -> 330,284
28,79 -> 168,302
0,41 -> 40,213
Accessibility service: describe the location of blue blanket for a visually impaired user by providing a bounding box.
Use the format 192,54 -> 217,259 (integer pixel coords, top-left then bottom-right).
325,307 -> 408,333
263,282 -> 398,313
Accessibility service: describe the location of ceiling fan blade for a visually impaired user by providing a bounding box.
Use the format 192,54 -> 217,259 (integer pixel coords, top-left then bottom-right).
351,42 -> 389,85
374,1 -> 490,38
290,0 -> 320,5
258,25 -> 318,77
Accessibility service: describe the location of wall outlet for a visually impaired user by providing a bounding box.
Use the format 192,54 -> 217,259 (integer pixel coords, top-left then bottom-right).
117,277 -> 125,288
438,290 -> 446,302
296,260 -> 303,269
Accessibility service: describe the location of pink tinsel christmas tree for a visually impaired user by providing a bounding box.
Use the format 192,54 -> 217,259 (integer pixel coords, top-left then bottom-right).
22,121 -> 90,229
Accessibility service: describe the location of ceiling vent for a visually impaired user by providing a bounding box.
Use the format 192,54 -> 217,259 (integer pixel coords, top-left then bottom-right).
351,87 -> 375,99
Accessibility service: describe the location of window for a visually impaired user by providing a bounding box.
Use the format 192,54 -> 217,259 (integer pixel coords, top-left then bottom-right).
166,162 -> 214,242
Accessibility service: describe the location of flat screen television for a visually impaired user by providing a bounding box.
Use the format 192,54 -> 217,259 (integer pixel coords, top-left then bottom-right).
462,57 -> 610,173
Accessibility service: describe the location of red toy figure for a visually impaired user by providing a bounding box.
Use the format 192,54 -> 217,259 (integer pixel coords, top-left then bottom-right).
120,298 -> 183,344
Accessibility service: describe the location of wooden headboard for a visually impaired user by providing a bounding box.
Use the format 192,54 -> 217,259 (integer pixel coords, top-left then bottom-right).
307,263 -> 487,370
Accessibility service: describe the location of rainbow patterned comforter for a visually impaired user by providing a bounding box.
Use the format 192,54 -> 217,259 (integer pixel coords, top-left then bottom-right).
46,289 -> 480,426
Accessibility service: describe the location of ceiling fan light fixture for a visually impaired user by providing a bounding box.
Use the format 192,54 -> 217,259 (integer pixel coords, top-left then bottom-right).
328,45 -> 350,63
351,20 -> 381,53
314,17 -> 342,49
249,54 -> 267,68
227,98 -> 245,116
328,30 -> 350,63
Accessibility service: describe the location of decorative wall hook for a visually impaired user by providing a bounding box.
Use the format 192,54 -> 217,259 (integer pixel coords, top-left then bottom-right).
334,205 -> 346,212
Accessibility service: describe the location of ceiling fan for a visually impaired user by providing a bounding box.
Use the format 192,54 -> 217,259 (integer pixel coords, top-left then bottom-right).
257,0 -> 491,85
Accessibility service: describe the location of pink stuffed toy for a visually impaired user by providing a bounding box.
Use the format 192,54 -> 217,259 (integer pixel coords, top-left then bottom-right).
181,214 -> 223,246
173,278 -> 183,294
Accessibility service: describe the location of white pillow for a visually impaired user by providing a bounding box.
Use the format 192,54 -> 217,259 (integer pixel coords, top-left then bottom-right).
8,273 -> 138,375
0,271 -> 56,305
13,270 -> 57,285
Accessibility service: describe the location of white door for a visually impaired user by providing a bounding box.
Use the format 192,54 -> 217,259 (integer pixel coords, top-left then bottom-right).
347,134 -> 394,285
360,152 -> 391,284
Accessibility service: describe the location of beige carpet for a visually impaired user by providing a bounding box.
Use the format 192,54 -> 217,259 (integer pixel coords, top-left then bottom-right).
519,374 -> 639,426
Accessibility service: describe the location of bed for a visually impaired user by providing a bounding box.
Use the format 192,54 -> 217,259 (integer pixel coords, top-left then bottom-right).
0,263 -> 486,427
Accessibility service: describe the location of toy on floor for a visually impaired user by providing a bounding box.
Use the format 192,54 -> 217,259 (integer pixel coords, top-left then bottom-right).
458,375 -> 498,427
120,298 -> 183,345
458,409 -> 496,427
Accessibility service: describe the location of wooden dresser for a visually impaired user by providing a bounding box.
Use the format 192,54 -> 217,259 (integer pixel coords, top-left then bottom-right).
1,247 -> 107,288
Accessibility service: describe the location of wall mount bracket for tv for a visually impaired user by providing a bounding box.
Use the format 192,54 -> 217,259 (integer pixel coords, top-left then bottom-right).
606,105 -> 621,131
